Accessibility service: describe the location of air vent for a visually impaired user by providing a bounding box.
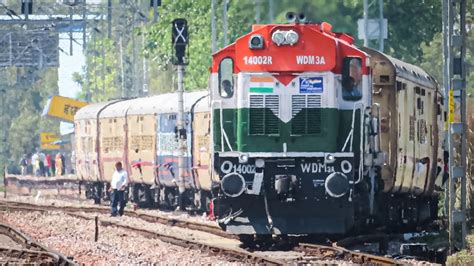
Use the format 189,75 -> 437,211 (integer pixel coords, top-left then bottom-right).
291,95 -> 321,135
249,95 -> 280,135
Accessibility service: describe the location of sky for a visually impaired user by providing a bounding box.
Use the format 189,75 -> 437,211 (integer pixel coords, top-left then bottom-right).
58,32 -> 85,134
58,0 -> 102,134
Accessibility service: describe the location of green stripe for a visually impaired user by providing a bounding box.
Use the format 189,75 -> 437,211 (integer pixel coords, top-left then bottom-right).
250,87 -> 273,93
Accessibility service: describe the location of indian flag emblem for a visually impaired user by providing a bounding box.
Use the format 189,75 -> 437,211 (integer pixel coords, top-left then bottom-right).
249,76 -> 274,93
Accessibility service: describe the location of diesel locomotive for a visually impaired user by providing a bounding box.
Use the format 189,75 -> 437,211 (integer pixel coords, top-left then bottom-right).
72,17 -> 446,241
210,18 -> 444,238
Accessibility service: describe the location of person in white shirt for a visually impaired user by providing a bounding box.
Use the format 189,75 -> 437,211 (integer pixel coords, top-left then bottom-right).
109,161 -> 128,216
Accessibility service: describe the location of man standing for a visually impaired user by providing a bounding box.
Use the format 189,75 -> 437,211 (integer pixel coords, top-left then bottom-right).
109,161 -> 128,217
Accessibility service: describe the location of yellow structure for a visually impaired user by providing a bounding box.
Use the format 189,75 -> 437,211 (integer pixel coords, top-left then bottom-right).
42,96 -> 88,122
40,132 -> 60,150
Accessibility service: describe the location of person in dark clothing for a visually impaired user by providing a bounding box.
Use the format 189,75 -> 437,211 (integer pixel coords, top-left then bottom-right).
61,153 -> 66,175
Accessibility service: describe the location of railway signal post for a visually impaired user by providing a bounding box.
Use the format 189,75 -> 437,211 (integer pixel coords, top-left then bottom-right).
172,18 -> 189,210
443,0 -> 468,253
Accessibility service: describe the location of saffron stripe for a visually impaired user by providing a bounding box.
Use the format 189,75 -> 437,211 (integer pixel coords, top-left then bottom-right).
250,76 -> 274,82
250,87 -> 273,93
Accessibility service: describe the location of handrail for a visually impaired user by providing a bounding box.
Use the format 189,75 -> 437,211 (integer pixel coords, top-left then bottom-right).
342,103 -> 364,152
211,100 -> 233,152
372,103 -> 382,153
353,104 -> 366,184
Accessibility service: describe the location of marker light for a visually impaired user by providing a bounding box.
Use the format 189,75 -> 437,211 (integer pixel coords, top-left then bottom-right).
249,34 -> 264,49
271,30 -> 285,46
285,30 -> 299,45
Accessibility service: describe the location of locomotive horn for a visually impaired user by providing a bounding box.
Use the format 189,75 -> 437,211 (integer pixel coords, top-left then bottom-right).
286,12 -> 297,23
298,13 -> 307,23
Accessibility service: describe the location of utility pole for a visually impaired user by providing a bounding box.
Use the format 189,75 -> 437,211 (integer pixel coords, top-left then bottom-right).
363,0 -> 369,47
211,0 -> 217,53
222,0 -> 228,47
108,0 -> 112,38
172,19 -> 188,211
153,0 -> 159,23
255,0 -> 261,23
269,0 -> 274,23
378,0 -> 384,52
444,0 -> 468,253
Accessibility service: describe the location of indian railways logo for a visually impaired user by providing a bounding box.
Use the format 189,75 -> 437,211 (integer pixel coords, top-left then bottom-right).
300,77 -> 323,93
296,55 -> 326,65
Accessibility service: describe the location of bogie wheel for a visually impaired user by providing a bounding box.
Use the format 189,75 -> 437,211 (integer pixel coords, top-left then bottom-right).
164,187 -> 178,210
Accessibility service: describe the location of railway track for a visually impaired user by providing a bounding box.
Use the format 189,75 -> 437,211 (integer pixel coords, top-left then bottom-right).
0,200 -> 282,265
0,221 -> 75,265
0,199 -> 404,265
296,242 -> 398,265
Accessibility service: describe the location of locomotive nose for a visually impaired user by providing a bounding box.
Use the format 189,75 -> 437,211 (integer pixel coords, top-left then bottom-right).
221,173 -> 246,198
325,172 -> 349,198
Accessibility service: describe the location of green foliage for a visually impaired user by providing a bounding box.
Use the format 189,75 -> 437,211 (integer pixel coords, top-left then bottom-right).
421,32 -> 474,94
0,67 -> 60,172
145,0 -> 213,92
76,38 -> 121,102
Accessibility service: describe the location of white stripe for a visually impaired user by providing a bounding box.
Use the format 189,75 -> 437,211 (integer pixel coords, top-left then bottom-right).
219,152 -> 354,158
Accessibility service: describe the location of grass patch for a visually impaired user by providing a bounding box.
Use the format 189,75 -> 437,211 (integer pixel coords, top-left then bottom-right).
447,231 -> 474,265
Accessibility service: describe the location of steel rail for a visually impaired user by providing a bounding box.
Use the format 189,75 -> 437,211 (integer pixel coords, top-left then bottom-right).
0,201 -> 283,265
297,242 -> 399,265
0,222 -> 75,265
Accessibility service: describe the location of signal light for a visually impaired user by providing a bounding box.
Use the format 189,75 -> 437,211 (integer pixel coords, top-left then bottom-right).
171,18 -> 188,65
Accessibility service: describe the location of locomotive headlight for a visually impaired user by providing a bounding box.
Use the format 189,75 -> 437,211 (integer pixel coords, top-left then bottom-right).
221,173 -> 246,198
271,30 -> 285,46
325,172 -> 349,198
239,153 -> 249,163
255,159 -> 265,168
285,30 -> 299,45
324,153 -> 336,164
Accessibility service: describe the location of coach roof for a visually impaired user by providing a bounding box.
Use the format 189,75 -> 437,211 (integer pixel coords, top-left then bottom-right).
74,99 -> 123,120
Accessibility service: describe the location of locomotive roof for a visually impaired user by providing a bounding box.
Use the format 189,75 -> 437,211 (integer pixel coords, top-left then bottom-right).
362,47 -> 438,88
74,99 -> 123,120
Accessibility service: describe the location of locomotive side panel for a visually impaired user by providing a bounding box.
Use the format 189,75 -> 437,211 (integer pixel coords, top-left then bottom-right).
127,114 -> 156,185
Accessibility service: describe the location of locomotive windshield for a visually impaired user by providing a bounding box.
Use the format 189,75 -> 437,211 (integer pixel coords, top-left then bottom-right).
342,57 -> 362,101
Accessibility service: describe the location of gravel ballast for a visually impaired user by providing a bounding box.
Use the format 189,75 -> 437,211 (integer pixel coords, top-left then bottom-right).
0,210 -> 235,264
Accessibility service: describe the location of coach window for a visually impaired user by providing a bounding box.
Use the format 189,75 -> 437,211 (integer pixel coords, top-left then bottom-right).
342,57 -> 362,101
219,58 -> 234,98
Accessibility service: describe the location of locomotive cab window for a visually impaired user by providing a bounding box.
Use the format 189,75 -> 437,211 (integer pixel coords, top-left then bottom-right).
342,57 -> 362,101
219,58 -> 234,98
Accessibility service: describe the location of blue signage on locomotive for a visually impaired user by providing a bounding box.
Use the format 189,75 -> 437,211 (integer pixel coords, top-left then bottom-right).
299,77 -> 323,93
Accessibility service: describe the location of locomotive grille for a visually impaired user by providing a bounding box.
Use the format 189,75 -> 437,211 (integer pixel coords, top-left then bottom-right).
291,95 -> 322,135
249,94 -> 280,135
